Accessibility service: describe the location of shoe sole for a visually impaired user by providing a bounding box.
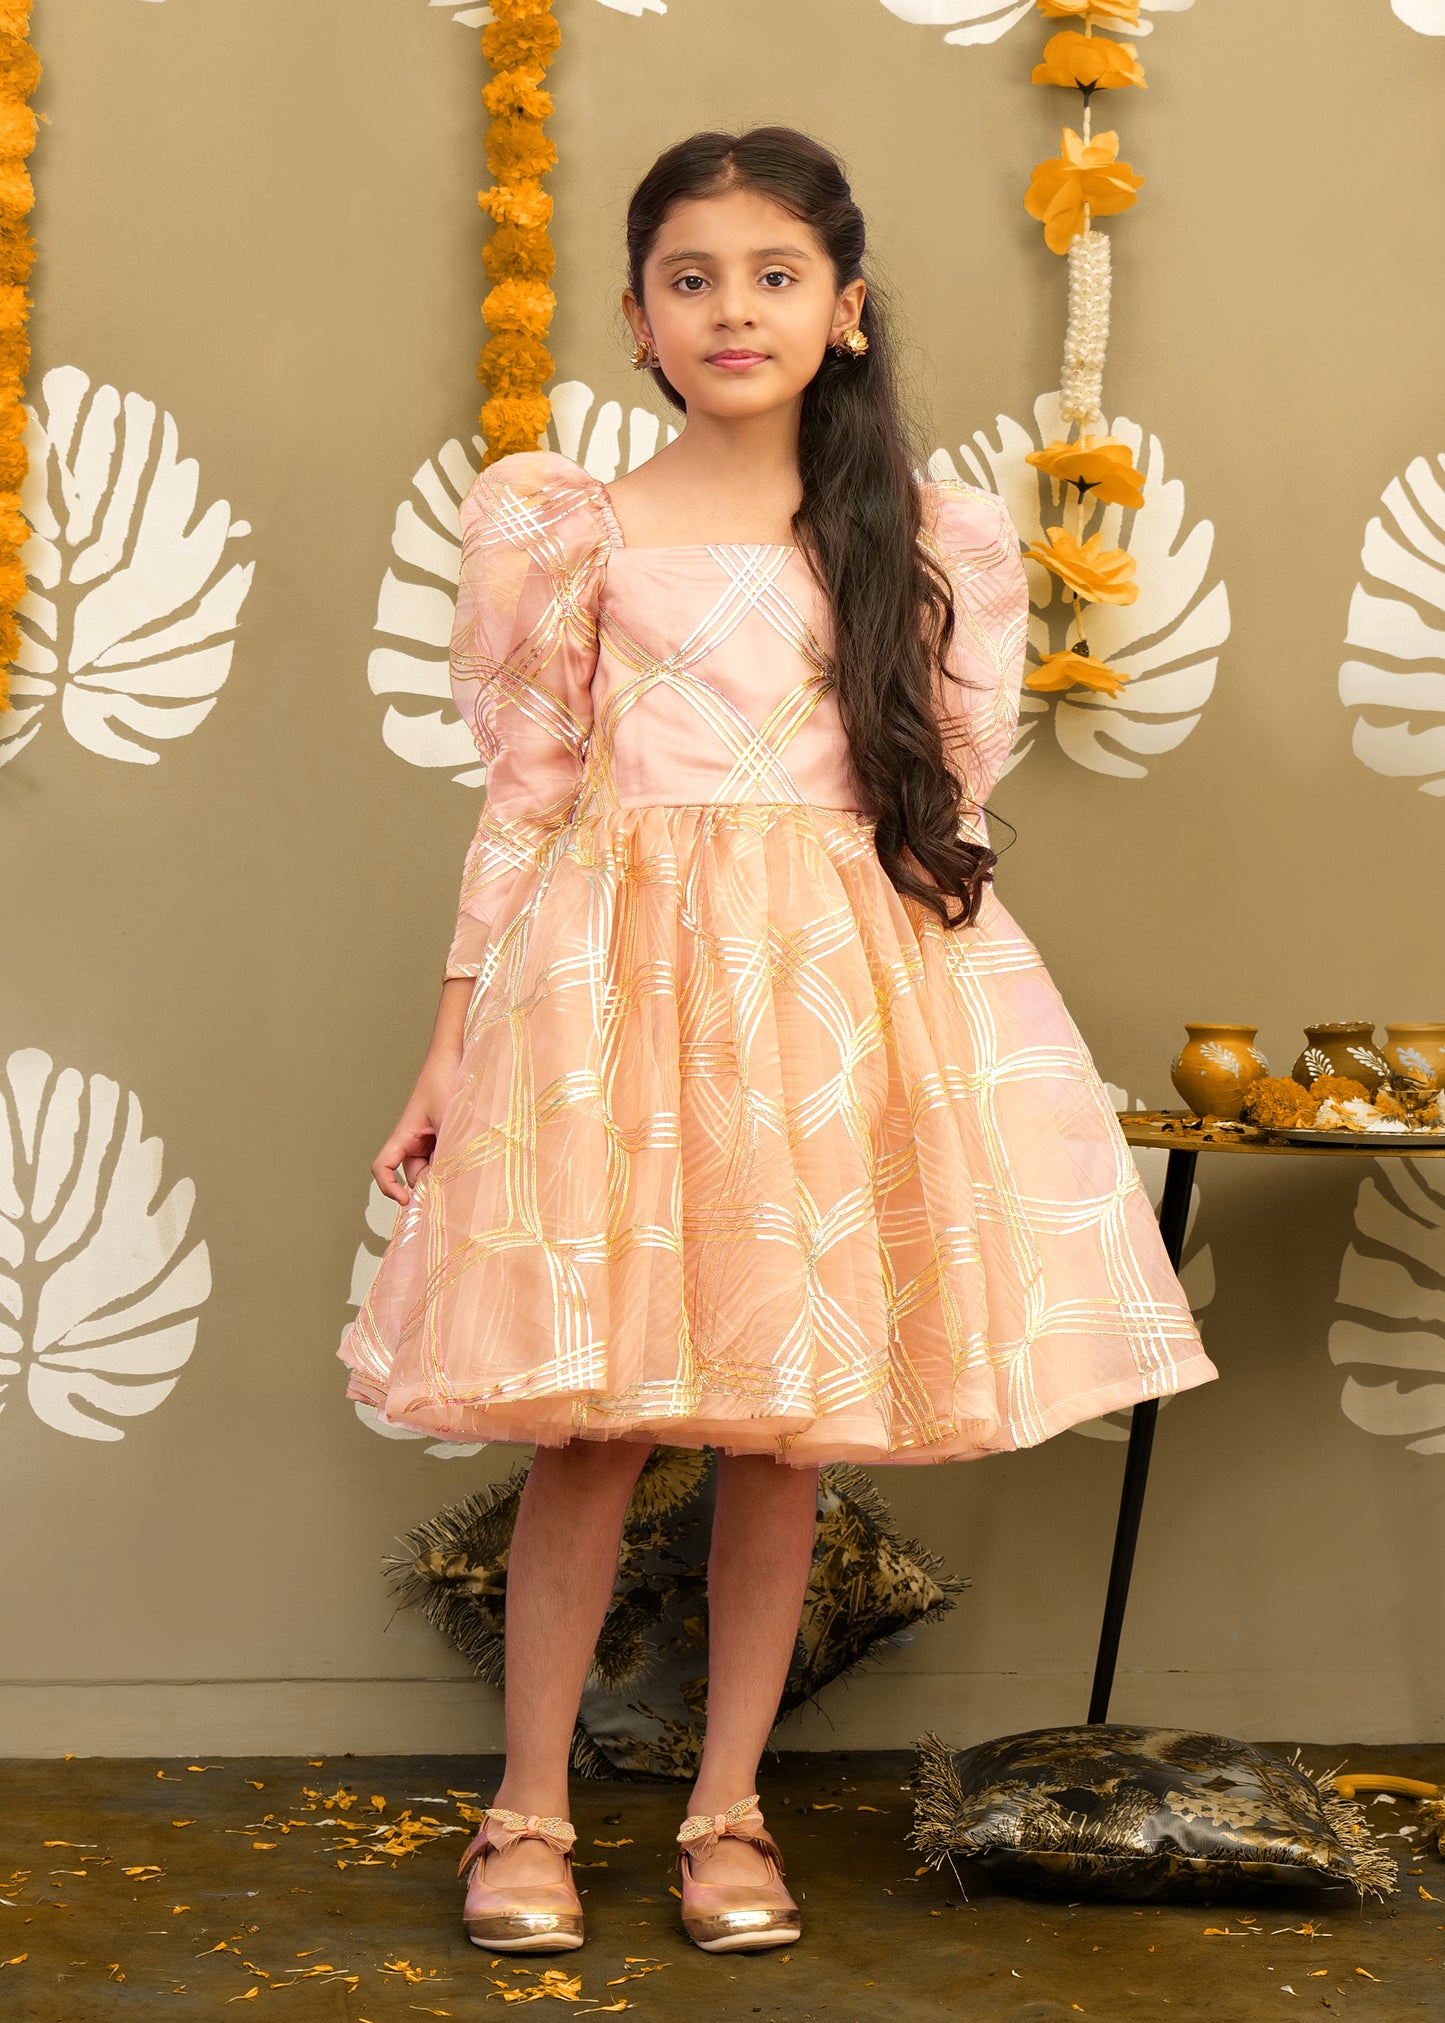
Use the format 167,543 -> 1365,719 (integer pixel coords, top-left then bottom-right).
686,1924 -> 802,1953
468,1930 -> 585,1952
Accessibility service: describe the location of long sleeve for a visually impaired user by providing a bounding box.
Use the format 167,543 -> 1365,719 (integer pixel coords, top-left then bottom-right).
443,451 -> 610,981
921,480 -> 1030,841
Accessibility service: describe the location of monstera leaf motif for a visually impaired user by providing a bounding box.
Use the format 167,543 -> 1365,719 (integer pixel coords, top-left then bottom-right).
1067,1084 -> 1215,1442
1329,1158 -> 1445,1455
345,1182 -> 485,1459
875,0 -> 1193,46
3,366 -> 254,769
1338,451 -> 1445,798
0,1047 -> 210,1441
432,0 -> 665,23
932,392 -> 1229,779
369,379 -> 679,783
1392,1 -> 1445,32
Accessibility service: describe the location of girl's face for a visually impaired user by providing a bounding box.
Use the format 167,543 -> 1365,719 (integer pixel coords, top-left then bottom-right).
624,185 -> 866,418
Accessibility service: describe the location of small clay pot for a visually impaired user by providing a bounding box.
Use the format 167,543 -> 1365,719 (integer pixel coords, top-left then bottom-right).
1290,1021 -> 1390,1095
1169,1023 -> 1271,1121
1381,1022 -> 1445,1088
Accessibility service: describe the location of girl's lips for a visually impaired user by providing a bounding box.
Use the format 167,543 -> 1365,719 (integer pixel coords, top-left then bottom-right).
708,352 -> 767,367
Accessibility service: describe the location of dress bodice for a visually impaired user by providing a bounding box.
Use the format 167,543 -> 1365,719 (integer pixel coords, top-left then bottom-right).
585,535 -> 854,814
442,448 -> 1029,979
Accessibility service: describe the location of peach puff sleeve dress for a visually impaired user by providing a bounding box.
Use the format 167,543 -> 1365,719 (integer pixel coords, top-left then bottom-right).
339,449 -> 1218,1465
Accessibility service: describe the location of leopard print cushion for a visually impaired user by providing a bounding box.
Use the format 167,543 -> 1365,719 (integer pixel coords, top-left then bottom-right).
909,1723 -> 1399,1901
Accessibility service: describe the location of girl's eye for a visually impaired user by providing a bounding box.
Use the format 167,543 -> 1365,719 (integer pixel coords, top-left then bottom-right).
670,270 -> 795,293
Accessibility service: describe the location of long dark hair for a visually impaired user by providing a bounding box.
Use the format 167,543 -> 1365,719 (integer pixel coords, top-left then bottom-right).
625,125 -> 1005,929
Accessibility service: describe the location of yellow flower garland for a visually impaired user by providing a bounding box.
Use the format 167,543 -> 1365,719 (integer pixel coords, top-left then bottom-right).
1022,0 -> 1160,701
0,1 -> 38,716
476,0 -> 559,467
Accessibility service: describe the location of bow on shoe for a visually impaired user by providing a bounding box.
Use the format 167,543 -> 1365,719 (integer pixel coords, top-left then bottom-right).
675,1793 -> 767,1858
457,1806 -> 578,1879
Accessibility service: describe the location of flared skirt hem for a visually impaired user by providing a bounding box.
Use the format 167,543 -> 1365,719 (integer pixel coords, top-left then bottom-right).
343,1348 -> 1219,1469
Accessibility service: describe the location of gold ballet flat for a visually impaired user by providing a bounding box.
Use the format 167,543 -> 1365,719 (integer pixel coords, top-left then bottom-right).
675,1793 -> 802,1953
457,1805 -> 585,1952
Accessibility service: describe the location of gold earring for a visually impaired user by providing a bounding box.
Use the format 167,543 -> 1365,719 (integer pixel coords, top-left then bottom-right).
830,327 -> 868,358
630,337 -> 658,370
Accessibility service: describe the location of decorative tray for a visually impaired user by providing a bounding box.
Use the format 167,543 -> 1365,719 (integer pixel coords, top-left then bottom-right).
1262,1125 -> 1445,1147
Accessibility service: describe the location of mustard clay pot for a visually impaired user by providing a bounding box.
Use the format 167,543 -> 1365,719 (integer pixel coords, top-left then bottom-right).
1169,1024 -> 1271,1121
1290,1021 -> 1390,1095
1381,1023 -> 1445,1087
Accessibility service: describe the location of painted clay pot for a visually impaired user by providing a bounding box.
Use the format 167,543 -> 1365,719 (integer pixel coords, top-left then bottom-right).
1169,1023 -> 1271,1121
1290,1021 -> 1390,1095
1381,1022 -> 1445,1088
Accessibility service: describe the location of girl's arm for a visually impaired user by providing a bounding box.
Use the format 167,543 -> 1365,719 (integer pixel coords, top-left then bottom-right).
924,481 -> 1030,835
372,455 -> 607,1204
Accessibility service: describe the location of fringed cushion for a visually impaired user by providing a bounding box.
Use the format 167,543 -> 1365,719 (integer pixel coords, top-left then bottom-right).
908,1724 -> 1399,1902
387,1446 -> 967,1780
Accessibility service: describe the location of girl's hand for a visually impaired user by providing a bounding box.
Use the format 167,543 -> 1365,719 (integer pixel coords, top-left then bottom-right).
370,1050 -> 462,1206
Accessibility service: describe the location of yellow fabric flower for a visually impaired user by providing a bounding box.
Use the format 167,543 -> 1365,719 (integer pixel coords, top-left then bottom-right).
1024,129 -> 1143,255
1025,648 -> 1128,698
483,277 -> 556,340
482,392 -> 553,467
1037,0 -> 1141,25
482,68 -> 554,122
479,180 -> 554,231
1031,30 -> 1146,90
1025,527 -> 1139,604
1026,435 -> 1146,509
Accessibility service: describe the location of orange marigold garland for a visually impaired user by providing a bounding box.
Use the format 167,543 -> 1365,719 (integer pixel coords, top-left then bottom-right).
476,0 -> 559,467
1022,0 -> 1153,703
0,0 -> 39,715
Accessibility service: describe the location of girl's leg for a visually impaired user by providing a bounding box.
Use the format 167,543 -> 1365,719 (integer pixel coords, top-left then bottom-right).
482,1434 -> 654,1885
682,1451 -> 820,1885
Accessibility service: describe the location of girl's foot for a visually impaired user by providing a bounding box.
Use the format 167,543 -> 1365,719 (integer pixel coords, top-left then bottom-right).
474,1827 -> 569,1888
458,1806 -> 584,1952
675,1794 -> 801,1953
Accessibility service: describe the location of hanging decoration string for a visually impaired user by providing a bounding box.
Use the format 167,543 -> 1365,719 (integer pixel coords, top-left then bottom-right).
476,0 -> 559,468
0,1 -> 39,717
1020,0 -> 1152,702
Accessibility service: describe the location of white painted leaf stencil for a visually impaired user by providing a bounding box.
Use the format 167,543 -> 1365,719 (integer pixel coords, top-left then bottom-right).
1339,451 -> 1445,797
431,0 -> 665,25
4,366 -> 254,769
1330,1158 -> 1445,1455
932,391 -> 1229,779
875,0 -> 1192,45
0,1047 -> 210,1441
1392,1 -> 1445,34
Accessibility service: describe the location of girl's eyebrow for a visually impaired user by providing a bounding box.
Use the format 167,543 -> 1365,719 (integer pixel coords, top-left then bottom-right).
656,245 -> 813,267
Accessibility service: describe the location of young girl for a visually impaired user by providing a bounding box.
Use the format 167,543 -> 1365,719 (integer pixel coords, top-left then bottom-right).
339,125 -> 1217,1958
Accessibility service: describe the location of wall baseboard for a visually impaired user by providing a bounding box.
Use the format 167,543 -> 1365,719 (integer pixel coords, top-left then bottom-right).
3,1669 -> 1439,1757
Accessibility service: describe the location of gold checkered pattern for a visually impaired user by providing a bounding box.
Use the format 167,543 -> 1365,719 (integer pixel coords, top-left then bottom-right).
339,450 -> 1215,1464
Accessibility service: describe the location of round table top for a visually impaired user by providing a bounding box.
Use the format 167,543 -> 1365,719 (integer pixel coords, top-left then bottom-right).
1116,1109 -> 1445,1158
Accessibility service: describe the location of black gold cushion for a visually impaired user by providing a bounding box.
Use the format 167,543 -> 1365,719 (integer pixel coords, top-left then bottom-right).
909,1724 -> 1399,1901
388,1445 -> 967,1780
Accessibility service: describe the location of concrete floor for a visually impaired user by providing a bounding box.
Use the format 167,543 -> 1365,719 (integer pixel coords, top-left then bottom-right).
3,1747 -> 1442,2020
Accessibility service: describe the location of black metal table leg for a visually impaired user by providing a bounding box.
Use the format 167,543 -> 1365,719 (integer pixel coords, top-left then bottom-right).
1087,1145 -> 1198,1724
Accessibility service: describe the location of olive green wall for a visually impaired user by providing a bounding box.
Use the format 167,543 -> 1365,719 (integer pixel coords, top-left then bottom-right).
4,0 -> 1443,1755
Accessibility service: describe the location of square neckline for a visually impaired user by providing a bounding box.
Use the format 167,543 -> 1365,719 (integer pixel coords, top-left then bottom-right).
591,471 -> 797,555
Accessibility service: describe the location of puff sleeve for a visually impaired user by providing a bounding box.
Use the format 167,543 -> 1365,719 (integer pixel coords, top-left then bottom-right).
921,480 -> 1030,841
442,450 -> 610,981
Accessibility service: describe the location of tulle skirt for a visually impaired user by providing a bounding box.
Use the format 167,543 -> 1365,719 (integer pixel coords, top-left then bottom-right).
339,803 -> 1217,1465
